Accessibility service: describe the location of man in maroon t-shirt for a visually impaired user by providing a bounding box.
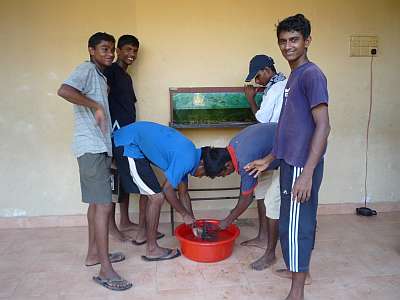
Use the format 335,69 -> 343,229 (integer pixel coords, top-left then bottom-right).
245,14 -> 330,300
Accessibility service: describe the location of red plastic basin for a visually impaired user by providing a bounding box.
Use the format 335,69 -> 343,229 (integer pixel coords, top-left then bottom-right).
175,219 -> 240,263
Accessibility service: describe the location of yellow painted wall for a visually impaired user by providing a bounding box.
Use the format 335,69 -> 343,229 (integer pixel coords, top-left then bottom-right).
0,0 -> 399,217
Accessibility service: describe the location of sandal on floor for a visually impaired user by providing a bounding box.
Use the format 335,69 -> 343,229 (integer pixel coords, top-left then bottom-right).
85,252 -> 126,267
93,276 -> 133,291
132,233 -> 166,246
141,249 -> 181,262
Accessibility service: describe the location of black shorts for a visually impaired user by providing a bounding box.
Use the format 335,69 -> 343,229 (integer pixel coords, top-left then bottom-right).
113,146 -> 161,196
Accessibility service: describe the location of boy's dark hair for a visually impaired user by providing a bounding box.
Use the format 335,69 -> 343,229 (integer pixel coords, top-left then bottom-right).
117,35 -> 140,49
201,147 -> 231,178
276,14 -> 311,39
88,32 -> 115,48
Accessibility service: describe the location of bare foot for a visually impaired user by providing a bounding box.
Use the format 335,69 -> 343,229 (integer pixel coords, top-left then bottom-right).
146,246 -> 177,258
109,227 -> 134,242
85,252 -> 125,267
133,227 -> 147,244
132,227 -> 165,244
250,252 -> 276,270
285,294 -> 304,300
273,269 -> 312,285
240,236 -> 268,249
119,222 -> 139,232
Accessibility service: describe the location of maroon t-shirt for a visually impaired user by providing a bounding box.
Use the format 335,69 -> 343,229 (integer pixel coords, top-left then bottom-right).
272,62 -> 329,167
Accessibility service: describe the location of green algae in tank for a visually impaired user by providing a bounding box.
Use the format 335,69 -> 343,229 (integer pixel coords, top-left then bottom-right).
172,92 -> 263,124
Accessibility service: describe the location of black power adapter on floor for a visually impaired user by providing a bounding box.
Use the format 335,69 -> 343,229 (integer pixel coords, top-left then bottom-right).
356,207 -> 377,217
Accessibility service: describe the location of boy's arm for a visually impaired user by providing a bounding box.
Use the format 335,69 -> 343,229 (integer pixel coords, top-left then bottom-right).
57,84 -> 107,134
162,180 -> 194,224
219,192 -> 253,229
292,104 -> 330,202
178,181 -> 194,217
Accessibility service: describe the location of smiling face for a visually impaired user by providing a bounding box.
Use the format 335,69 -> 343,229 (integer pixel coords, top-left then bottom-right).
117,44 -> 139,67
278,30 -> 311,69
89,40 -> 115,70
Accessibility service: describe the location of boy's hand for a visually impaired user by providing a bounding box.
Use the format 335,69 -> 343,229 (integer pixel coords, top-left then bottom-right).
95,106 -> 107,134
182,213 -> 195,225
292,171 -> 313,202
218,219 -> 229,230
244,85 -> 257,100
244,154 -> 275,178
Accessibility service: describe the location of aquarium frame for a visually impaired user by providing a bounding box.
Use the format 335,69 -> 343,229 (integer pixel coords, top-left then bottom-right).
169,87 -> 258,128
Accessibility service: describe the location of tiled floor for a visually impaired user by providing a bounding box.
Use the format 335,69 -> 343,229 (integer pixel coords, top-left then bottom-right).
0,212 -> 399,300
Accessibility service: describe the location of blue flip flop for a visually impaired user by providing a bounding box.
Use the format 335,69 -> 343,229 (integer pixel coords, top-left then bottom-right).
141,249 -> 181,262
93,276 -> 132,291
132,233 -> 166,246
85,252 -> 125,267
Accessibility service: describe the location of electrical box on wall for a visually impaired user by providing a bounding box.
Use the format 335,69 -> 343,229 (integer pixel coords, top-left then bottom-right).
350,35 -> 378,57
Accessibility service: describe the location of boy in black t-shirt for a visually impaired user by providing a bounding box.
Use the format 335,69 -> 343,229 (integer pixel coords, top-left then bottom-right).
105,35 -> 164,244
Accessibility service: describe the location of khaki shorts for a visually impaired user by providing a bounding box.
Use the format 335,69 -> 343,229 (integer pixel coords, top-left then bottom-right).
77,153 -> 112,204
254,169 -> 281,220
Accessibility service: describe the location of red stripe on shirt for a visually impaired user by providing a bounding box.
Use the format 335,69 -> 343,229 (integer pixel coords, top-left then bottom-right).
227,145 -> 239,173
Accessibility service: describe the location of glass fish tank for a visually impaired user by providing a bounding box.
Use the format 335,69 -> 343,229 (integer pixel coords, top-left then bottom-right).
169,87 -> 263,128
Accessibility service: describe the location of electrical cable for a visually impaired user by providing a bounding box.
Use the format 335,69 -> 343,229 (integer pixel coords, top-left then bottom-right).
357,53 -> 377,216
364,55 -> 373,207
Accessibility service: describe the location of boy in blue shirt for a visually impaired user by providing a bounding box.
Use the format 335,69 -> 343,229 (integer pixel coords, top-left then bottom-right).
114,121 -> 229,261
245,14 -> 331,300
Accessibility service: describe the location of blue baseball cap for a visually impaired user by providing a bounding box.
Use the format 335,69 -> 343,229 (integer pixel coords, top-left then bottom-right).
245,55 -> 275,82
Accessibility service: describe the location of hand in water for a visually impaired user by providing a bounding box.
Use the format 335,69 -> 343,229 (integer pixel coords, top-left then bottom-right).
182,213 -> 195,225
218,219 -> 229,230
192,224 -> 202,238
192,222 -> 220,241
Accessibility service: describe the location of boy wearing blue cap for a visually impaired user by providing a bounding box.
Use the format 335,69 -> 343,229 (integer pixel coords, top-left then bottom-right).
242,54 -> 287,271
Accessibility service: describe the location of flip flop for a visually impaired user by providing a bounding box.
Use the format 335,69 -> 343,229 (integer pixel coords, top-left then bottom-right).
141,249 -> 181,262
92,276 -> 132,291
239,240 -> 267,249
131,233 -> 165,246
85,252 -> 126,267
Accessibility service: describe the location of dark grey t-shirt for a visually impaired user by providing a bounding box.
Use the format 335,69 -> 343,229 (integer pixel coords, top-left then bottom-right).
272,62 -> 329,167
228,123 -> 279,196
